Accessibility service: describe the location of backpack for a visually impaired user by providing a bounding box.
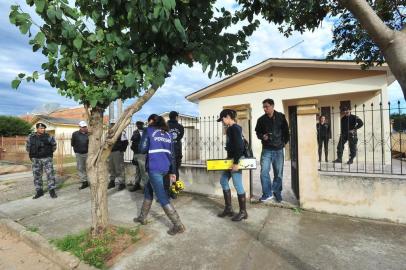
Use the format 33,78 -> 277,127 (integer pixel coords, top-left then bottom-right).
242,135 -> 253,158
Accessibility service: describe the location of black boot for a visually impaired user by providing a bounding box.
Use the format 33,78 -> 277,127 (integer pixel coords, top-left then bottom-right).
33,189 -> 44,199
232,193 -> 248,222
107,180 -> 115,189
129,182 -> 141,192
133,199 -> 152,225
333,158 -> 342,163
346,158 -> 354,165
79,181 -> 89,190
218,189 -> 234,218
163,204 -> 185,236
117,183 -> 126,191
49,189 -> 57,199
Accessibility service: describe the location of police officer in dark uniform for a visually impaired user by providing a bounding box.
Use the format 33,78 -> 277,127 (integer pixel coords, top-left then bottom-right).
167,111 -> 184,180
333,106 -> 364,164
129,121 -> 147,192
26,122 -> 57,199
107,123 -> 129,191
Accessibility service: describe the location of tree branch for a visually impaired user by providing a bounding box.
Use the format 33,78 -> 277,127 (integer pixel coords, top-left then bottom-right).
339,0 -> 395,48
93,87 -> 158,164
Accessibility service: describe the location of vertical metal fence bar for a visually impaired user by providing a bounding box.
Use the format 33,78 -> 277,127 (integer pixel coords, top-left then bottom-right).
389,102 -> 393,174
212,115 -> 215,160
332,106 -> 336,172
398,101 -> 403,174
380,102 -> 384,173
371,103 -> 375,173
199,117 -> 202,165
355,104 -> 359,173
363,104 -> 367,173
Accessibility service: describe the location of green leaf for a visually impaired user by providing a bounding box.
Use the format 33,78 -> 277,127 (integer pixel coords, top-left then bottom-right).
34,31 -> 45,47
33,71 -> 39,80
89,98 -> 98,107
116,47 -> 130,62
174,19 -> 186,41
153,6 -> 161,19
163,0 -> 176,10
11,79 -> 21,89
124,73 -> 136,88
47,42 -> 58,54
73,37 -> 82,50
34,0 -> 46,13
18,73 -> 26,78
96,29 -> 104,42
20,22 -> 31,34
46,6 -> 56,24
107,17 -> 114,27
95,68 -> 107,78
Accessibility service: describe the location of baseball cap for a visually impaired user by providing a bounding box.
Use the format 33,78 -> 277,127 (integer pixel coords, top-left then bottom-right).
36,122 -> 47,129
216,109 -> 236,122
79,121 -> 87,127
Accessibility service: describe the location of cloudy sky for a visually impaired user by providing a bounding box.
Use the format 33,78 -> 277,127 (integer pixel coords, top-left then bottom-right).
0,0 -> 404,120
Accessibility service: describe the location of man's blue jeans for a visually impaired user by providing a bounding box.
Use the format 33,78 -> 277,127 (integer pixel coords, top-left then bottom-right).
260,149 -> 284,201
144,172 -> 170,207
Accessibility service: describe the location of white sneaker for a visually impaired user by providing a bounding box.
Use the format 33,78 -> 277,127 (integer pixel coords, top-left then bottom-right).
259,195 -> 274,202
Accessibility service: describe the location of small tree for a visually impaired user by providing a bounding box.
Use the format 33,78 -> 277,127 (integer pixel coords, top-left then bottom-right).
236,0 -> 406,98
10,0 -> 258,236
0,116 -> 32,136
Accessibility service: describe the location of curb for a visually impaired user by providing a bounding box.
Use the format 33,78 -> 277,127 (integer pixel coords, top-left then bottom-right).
0,218 -> 97,270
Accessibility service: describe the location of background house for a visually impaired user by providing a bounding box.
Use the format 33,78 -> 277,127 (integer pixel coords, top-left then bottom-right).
186,58 -> 395,164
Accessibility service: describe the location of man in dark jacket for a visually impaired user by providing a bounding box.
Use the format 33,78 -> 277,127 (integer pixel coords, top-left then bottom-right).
108,123 -> 129,191
129,121 -> 147,192
71,121 -> 89,190
167,111 -> 184,180
333,106 -> 364,164
255,99 -> 289,203
26,122 -> 57,199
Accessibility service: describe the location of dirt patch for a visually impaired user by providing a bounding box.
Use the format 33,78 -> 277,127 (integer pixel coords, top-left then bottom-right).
0,230 -> 61,270
0,164 -> 30,175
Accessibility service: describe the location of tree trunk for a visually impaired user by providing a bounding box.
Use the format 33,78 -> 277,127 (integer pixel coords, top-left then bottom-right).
85,88 -> 158,236
87,107 -> 109,236
340,0 -> 406,98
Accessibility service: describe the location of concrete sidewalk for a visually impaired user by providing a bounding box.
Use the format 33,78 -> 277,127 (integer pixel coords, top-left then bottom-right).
0,186 -> 405,270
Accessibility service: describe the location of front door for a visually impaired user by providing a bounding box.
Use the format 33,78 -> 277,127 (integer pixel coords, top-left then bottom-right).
289,106 -> 299,200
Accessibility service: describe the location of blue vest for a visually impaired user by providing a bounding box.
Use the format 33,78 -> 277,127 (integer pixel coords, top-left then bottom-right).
142,127 -> 174,174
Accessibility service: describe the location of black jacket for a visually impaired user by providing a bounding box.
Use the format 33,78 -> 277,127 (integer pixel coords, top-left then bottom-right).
167,120 -> 184,155
317,123 -> 331,140
26,133 -> 56,158
130,129 -> 144,154
255,111 -> 289,150
112,132 -> 129,152
226,124 -> 244,164
340,114 -> 363,136
71,130 -> 89,154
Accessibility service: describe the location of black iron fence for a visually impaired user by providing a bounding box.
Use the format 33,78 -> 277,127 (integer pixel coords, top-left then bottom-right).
318,101 -> 406,175
179,115 -> 228,165
124,115 -> 230,165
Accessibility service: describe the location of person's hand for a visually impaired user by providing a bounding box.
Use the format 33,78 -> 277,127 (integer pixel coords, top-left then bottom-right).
169,174 -> 176,184
231,164 -> 239,172
262,134 -> 269,141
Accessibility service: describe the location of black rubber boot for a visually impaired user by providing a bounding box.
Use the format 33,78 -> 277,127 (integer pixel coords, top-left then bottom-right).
163,204 -> 185,236
133,199 -> 152,225
333,158 -> 342,163
232,193 -> 248,222
79,181 -> 89,190
128,182 -> 141,192
33,189 -> 44,199
347,158 -> 354,165
49,189 -> 57,199
107,180 -> 115,189
117,183 -> 126,191
218,189 -> 234,218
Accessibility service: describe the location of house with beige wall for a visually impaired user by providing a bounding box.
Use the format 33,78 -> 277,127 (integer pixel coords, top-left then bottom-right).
186,58 -> 395,164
